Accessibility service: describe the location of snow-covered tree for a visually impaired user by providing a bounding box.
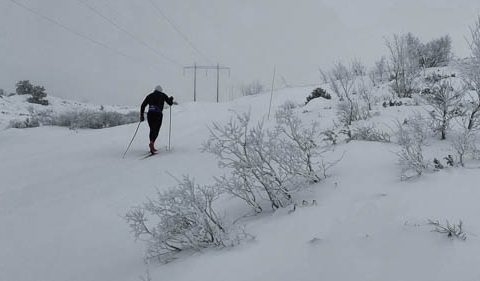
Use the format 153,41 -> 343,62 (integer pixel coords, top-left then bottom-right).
369,56 -> 388,86
27,85 -> 49,105
459,17 -> 480,131
422,81 -> 464,140
352,58 -> 366,76
421,35 -> 452,68
385,33 -> 421,98
15,80 -> 34,95
328,62 -> 367,126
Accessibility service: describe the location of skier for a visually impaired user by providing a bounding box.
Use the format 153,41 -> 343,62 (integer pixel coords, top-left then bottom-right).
140,85 -> 174,153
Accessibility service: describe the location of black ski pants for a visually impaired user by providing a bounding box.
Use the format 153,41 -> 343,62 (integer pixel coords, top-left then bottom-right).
147,112 -> 163,142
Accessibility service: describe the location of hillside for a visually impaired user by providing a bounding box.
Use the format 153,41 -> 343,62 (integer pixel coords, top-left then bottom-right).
1,70 -> 480,281
0,94 -> 135,130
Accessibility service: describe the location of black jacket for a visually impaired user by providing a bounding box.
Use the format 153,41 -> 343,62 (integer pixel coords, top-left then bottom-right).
140,90 -> 174,115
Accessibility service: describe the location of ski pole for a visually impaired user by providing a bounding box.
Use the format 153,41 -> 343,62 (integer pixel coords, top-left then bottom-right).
122,121 -> 141,158
168,106 -> 172,151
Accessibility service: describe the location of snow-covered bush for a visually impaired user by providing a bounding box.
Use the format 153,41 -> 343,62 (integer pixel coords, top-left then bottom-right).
8,117 -> 40,129
397,141 -> 428,180
305,87 -> 331,104
422,81 -> 464,140
203,107 -> 325,212
349,124 -> 391,143
125,176 -> 235,263
450,128 -> 479,166
337,100 -> 369,126
396,115 -> 429,179
241,80 -> 264,96
50,110 -> 137,129
396,113 -> 430,147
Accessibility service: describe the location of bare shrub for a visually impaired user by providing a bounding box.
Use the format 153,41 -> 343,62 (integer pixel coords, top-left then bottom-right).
427,219 -> 467,240
125,176 -> 234,263
349,124 -> 391,143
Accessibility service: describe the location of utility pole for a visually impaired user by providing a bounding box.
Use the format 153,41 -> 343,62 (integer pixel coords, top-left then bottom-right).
184,63 -> 230,102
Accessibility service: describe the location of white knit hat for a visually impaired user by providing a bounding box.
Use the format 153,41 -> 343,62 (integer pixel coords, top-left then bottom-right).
155,85 -> 163,92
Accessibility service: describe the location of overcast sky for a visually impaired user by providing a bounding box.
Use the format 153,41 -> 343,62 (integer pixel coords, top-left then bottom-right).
1,0 -> 480,105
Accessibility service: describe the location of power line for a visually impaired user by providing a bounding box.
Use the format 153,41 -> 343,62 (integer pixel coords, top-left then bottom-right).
184,64 -> 230,102
6,0 -> 155,68
76,0 -> 182,67
146,0 -> 213,64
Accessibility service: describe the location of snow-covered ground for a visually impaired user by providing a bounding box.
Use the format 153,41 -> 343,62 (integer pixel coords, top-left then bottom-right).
1,82 -> 480,281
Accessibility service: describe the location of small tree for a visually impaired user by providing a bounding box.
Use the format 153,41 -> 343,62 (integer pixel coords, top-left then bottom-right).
352,58 -> 366,76
328,62 -> 366,126
459,17 -> 480,131
369,56 -> 388,86
385,33 -> 421,98
422,81 -> 463,140
27,85 -> 49,105
0,88 -> 5,97
357,77 -> 374,110
421,35 -> 452,68
15,80 -> 34,95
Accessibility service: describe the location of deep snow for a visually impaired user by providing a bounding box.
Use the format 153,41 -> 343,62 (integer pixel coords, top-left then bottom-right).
1,84 -> 480,281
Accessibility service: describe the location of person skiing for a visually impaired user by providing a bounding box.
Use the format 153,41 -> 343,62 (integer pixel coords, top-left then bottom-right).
140,85 -> 174,153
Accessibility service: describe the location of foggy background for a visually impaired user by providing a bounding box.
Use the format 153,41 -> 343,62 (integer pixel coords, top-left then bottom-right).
1,0 -> 480,106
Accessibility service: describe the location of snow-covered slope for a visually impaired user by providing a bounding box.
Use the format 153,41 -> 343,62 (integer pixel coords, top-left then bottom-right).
1,81 -> 480,281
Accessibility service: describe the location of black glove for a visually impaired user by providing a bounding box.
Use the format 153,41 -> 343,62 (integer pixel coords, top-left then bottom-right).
140,115 -> 145,122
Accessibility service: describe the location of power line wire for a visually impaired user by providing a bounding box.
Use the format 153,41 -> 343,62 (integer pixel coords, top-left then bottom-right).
76,0 -> 182,67
6,0 -> 161,70
146,0 -> 213,64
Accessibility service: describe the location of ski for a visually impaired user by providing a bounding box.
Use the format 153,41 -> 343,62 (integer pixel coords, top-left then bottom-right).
140,152 -> 157,159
